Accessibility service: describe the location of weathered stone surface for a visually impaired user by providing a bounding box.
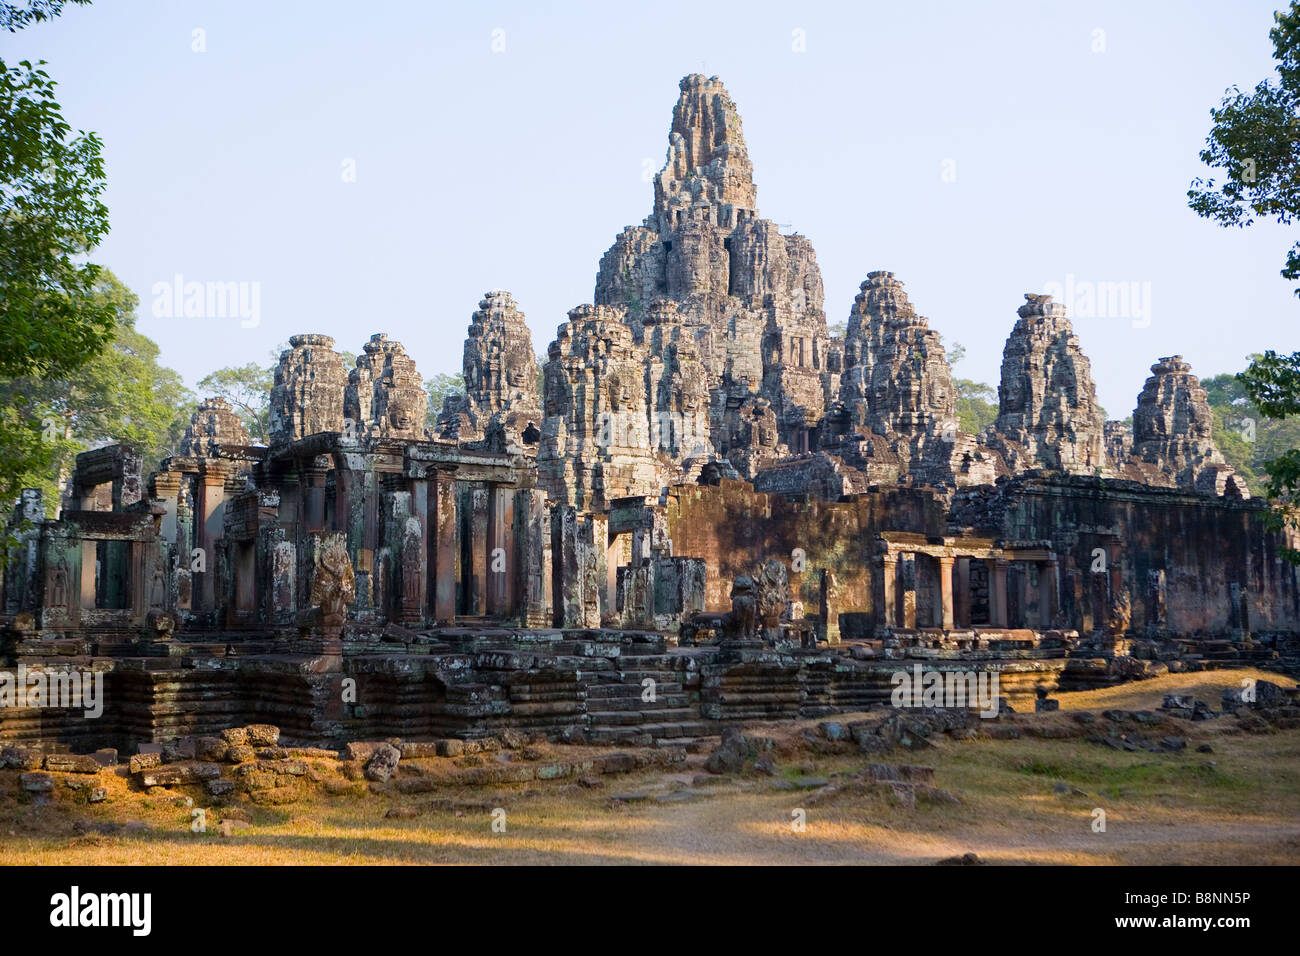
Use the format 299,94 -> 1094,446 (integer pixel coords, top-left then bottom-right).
43,753 -> 101,774
363,743 -> 401,782
437,291 -> 541,450
129,752 -> 161,774
987,294 -> 1108,475
1115,356 -> 1247,497
245,724 -> 280,747
20,771 -> 53,792
345,333 -> 427,440
179,397 -> 251,457
1,746 -> 42,770
823,272 -> 1003,489
268,334 -> 348,446
542,74 -> 832,509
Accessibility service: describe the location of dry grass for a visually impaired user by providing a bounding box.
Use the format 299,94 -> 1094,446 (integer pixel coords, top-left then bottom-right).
1,669 -> 1297,865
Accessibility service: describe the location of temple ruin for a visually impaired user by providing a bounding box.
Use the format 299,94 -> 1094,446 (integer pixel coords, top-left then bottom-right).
3,74 -> 1297,752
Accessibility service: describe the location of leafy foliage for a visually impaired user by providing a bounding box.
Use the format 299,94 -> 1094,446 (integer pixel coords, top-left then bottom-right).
955,378 -> 998,435
0,271 -> 193,516
0,0 -> 90,32
1188,4 -> 1300,295
0,58 -> 115,378
1,41 -> 117,514
424,371 -> 464,422
197,361 -> 273,443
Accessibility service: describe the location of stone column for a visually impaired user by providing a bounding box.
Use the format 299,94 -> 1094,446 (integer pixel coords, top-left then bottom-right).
432,469 -> 458,624
486,483 -> 514,617
153,473 -> 182,547
402,476 -> 428,624
551,505 -> 580,628
518,489 -> 550,626
954,556 -> 970,628
1041,558 -> 1058,628
467,484 -> 489,616
938,555 -> 955,630
301,462 -> 328,533
990,558 -> 1009,628
880,551 -> 896,630
819,568 -> 840,644
900,554 -> 917,629
195,465 -> 228,612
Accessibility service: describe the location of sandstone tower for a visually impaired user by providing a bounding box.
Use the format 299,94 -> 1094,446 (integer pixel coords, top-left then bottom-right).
539,74 -> 834,509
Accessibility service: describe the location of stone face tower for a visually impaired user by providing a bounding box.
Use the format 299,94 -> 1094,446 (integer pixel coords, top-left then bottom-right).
268,334 -> 348,447
438,291 -> 542,449
344,333 -> 427,440
1121,355 -> 1247,496
831,272 -> 1002,488
541,74 -> 835,508
988,294 -> 1109,475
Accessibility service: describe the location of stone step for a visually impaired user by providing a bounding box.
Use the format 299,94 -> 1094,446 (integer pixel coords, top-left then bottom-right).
587,707 -> 698,726
586,682 -> 685,699
581,693 -> 690,712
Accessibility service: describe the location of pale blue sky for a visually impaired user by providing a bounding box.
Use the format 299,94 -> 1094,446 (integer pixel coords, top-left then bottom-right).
4,0 -> 1297,417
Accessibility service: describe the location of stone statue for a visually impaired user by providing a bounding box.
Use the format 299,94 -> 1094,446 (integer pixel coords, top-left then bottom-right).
1106,588 -> 1131,643
49,558 -> 67,610
753,558 -> 791,645
726,574 -> 757,642
311,537 -> 355,636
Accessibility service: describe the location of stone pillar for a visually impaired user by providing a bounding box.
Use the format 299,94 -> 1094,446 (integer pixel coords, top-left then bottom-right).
819,568 -> 840,644
468,483 -> 489,616
900,553 -> 917,629
402,477 -> 428,624
938,555 -> 955,630
79,541 -> 97,611
1042,558 -> 1058,628
518,489 -> 550,626
301,462 -> 328,533
195,466 -> 228,612
486,483 -> 514,617
880,551 -> 896,630
954,556 -> 970,628
551,505 -> 580,628
153,473 -> 182,547
432,470 -> 458,624
580,514 -> 607,626
990,558 -> 1009,628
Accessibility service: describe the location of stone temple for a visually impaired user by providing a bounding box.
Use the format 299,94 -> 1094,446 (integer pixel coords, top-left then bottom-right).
2,74 -> 1298,753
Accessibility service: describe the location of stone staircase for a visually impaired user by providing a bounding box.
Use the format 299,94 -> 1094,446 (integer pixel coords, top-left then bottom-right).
584,653 -> 713,747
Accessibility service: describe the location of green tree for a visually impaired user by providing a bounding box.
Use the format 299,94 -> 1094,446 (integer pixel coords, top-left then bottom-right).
955,379 -> 998,435
1239,351 -> 1300,560
1,1 -> 90,32
1189,4 -> 1300,295
197,361 -> 273,443
424,371 -> 464,421
1,6 -> 114,514
0,271 -> 193,516
1189,4 -> 1300,561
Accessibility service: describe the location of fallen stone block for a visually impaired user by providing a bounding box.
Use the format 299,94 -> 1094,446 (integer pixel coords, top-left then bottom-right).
363,743 -> 401,783
434,739 -> 464,757
245,724 -> 280,747
44,753 -> 101,774
194,737 -> 229,761
1,746 -> 42,770
128,752 -> 161,774
20,771 -> 53,793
